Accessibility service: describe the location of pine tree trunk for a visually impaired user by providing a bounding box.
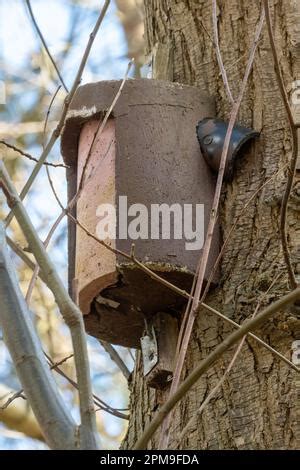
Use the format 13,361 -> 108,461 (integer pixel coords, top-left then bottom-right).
123,0 -> 300,450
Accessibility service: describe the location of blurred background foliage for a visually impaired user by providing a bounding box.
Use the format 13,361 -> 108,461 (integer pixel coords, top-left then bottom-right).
0,0 -> 146,449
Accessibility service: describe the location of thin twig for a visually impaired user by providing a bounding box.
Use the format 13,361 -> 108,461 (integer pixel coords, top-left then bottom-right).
0,140 -> 67,168
133,283 -> 300,449
263,0 -> 298,289
5,0 -> 110,228
69,211 -> 298,373
0,391 -> 26,410
159,7 -> 266,449
25,0 -> 69,92
176,273 -> 282,446
0,353 -> 74,411
24,60 -> 132,298
45,352 -> 129,420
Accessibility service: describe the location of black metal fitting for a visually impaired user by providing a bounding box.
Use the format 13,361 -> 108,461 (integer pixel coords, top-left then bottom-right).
196,117 -> 260,180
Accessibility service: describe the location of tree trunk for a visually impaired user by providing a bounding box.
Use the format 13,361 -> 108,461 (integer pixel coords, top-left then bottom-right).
122,0 -> 300,450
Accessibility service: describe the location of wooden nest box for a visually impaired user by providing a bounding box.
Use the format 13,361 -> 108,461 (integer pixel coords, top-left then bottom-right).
61,79 -> 219,350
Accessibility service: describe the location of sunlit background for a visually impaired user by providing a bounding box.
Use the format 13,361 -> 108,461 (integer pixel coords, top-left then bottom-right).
0,0 -> 147,449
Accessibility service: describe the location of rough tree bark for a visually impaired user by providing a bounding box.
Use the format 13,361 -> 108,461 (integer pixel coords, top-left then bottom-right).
122,0 -> 300,450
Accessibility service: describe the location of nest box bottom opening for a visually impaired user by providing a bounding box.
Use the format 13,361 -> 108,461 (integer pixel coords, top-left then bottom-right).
82,263 -> 198,349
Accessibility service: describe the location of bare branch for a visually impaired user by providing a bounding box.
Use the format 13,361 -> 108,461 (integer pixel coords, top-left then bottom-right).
1,390 -> 25,411
45,353 -> 129,420
69,210 -> 298,373
5,0 -> 110,228
202,162 -> 289,300
1,352 -> 128,421
212,0 -> 234,104
25,59 -> 132,300
43,85 -> 62,148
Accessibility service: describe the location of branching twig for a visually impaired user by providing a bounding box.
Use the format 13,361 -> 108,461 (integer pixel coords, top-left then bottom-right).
263,0 -> 298,289
0,350 -> 128,419
201,162 -> 289,300
133,283 -> 300,449
6,189 -> 296,375
0,390 -> 26,410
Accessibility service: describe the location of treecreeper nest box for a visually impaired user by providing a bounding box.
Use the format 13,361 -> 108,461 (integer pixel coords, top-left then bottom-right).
61,79 -> 219,349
